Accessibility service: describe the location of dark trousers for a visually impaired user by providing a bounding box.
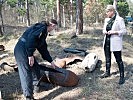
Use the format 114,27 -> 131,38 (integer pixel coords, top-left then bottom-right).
104,37 -> 124,77
14,41 -> 40,97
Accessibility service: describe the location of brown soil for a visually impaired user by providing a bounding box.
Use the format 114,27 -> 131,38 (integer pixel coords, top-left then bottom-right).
0,27 -> 133,100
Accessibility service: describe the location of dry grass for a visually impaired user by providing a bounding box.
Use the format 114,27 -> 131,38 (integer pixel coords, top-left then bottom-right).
0,26 -> 133,100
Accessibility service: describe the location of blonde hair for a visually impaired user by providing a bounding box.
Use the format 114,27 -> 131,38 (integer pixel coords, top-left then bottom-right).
106,5 -> 115,11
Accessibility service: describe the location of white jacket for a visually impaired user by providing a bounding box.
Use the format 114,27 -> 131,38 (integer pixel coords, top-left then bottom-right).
103,15 -> 127,51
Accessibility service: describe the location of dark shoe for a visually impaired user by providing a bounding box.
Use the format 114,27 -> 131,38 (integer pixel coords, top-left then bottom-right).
100,72 -> 110,78
118,77 -> 125,85
33,85 -> 40,93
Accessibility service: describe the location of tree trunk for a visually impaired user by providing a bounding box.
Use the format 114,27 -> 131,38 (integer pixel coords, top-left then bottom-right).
26,0 -> 30,26
51,9 -> 55,19
62,5 -> 66,27
0,4 -> 4,36
57,0 -> 61,27
113,0 -> 119,15
76,0 -> 83,35
70,0 -> 73,28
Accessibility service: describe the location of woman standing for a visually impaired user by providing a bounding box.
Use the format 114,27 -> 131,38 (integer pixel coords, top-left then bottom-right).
100,5 -> 127,85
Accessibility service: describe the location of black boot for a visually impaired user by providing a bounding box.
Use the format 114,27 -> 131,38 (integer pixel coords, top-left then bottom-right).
118,62 -> 125,85
119,77 -> 125,85
100,63 -> 111,78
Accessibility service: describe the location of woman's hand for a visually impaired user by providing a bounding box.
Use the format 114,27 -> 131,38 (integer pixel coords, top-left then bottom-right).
107,31 -> 118,35
103,31 -> 108,34
28,56 -> 34,67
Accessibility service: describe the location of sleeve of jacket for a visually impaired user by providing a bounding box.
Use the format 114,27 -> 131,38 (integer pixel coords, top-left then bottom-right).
26,23 -> 46,57
117,17 -> 127,36
37,40 -> 53,63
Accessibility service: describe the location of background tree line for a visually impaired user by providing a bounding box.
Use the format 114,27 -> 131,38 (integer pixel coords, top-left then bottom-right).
0,0 -> 132,36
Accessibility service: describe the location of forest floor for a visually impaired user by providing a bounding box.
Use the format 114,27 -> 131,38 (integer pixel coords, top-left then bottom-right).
0,26 -> 133,100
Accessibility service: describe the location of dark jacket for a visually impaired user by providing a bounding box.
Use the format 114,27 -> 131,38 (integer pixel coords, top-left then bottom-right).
21,22 -> 53,62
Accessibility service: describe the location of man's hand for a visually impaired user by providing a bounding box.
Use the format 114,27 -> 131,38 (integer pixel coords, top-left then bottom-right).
28,56 -> 34,67
51,61 -> 59,69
